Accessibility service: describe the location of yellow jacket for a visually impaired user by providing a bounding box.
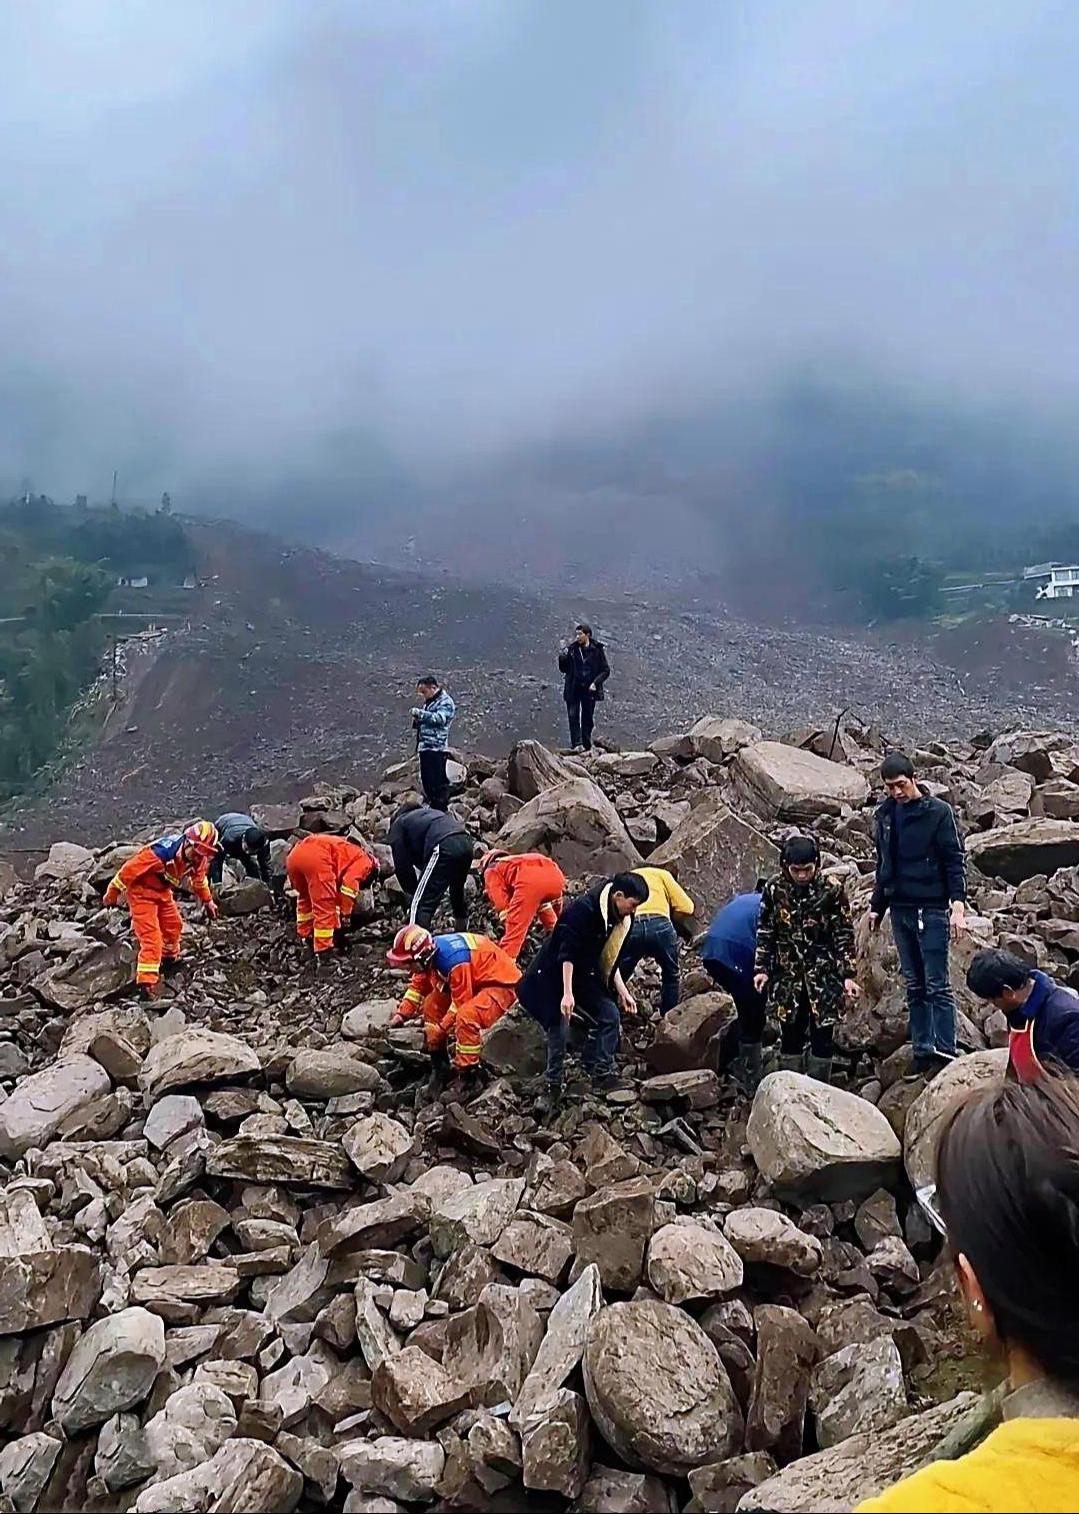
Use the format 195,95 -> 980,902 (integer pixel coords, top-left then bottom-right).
859,1419 -> 1079,1512
633,867 -> 695,920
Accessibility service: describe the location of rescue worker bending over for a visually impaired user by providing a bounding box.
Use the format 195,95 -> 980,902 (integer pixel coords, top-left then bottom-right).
387,925 -> 520,1095
103,820 -> 219,997
211,813 -> 272,886
286,833 -> 379,957
477,849 -> 565,961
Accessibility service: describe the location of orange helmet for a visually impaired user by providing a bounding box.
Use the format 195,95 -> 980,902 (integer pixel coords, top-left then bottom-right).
183,820 -> 219,858
387,924 -> 435,966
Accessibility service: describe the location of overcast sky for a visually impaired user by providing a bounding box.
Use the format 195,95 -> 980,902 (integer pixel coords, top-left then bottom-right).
1,0 -> 1076,546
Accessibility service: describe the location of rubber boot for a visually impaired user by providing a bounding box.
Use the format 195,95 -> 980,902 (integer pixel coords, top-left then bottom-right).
805,1053 -> 833,1084
446,1065 -> 483,1101
425,1047 -> 452,1098
737,1041 -> 765,1096
778,1051 -> 804,1074
535,1083 -> 564,1122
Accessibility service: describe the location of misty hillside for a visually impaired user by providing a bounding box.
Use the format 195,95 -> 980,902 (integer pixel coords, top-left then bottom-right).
3,516 -> 1078,854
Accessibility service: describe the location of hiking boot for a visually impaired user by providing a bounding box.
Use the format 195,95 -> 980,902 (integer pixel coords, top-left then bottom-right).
805,1053 -> 833,1085
734,1040 -> 765,1097
425,1048 -> 452,1098
138,982 -> 161,1002
446,1065 -> 483,1100
535,1083 -> 564,1121
161,958 -> 183,978
904,1055 -> 937,1081
590,1071 -> 627,1094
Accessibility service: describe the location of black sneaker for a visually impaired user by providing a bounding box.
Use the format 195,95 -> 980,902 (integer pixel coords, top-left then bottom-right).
903,1056 -> 936,1082
591,1071 -> 627,1094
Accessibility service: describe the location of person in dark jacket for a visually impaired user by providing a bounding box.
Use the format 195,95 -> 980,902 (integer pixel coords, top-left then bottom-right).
558,622 -> 610,752
966,950 -> 1079,1082
389,801 -> 475,931
210,813 -> 272,886
412,676 -> 456,812
517,872 -> 648,1117
702,890 -> 765,1093
754,835 -> 859,1084
869,750 -> 967,1077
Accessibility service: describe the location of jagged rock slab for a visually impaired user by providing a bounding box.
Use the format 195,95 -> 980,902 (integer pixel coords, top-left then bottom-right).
140,1030 -> 260,1101
644,990 -> 734,1074
650,794 -> 778,911
337,1436 -> 445,1502
343,1114 -> 414,1183
583,1299 -> 741,1474
208,1135 -> 354,1189
507,740 -> 589,801
0,1430 -> 62,1511
317,1193 -> 430,1256
341,999 -> 398,1039
968,816 -> 1079,882
429,1177 -> 524,1258
32,939 -> 135,1011
572,1176 -> 656,1292
35,842 -> 95,881
133,1436 -> 302,1513
0,1248 -> 101,1334
520,1385 -> 590,1498
810,1336 -> 907,1449
512,1264 -> 602,1425
371,1345 -> 471,1434
746,1304 -> 819,1461
0,1056 -> 112,1159
493,776 -> 642,874
748,1072 -> 901,1202
481,1008 -> 548,1078
733,741 -> 870,821
723,1208 -> 823,1276
688,714 -> 762,763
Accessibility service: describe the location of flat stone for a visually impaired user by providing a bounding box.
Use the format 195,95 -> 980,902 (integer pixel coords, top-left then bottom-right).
0,1431 -> 63,1511
208,1135 -> 354,1189
286,1048 -> 384,1100
0,1247 -> 102,1335
649,795 -> 778,915
140,1030 -> 260,1101
640,1069 -> 721,1109
903,1049 -> 1008,1190
337,1437 -> 445,1502
733,741 -> 869,821
810,1336 -> 907,1449
0,1056 -> 111,1159
341,1000 -> 398,1040
644,991 -> 735,1074
144,1094 -> 204,1151
492,1211 -> 574,1283
429,1177 -> 524,1258
745,1304 -> 819,1462
512,1264 -> 602,1426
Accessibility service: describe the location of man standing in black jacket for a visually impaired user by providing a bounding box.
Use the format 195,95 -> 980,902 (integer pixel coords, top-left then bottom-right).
389,801 -> 475,932
869,751 -> 967,1077
558,623 -> 610,752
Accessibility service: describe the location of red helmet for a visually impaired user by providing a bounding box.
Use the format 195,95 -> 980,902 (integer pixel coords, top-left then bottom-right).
387,924 -> 435,967
183,820 -> 219,858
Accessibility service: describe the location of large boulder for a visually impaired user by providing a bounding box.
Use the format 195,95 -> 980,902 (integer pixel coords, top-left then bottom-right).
481,1008 -> 548,1078
646,1223 -> 744,1304
984,730 -> 1075,783
0,1056 -> 111,1159
733,741 -> 870,821
968,818 -> 1079,883
34,842 -> 95,881
507,741 -> 589,801
739,1391 -> 983,1512
723,1208 -> 823,1276
285,1047 -> 383,1100
687,715 -> 762,764
140,1030 -> 260,1101
747,1072 -> 901,1202
903,1048 -> 1008,1190
644,991 -> 734,1074
51,1307 -> 165,1434
31,938 -> 135,1011
746,1304 -> 819,1461
0,1247 -> 102,1333
583,1300 -> 741,1474
572,1176 -> 657,1292
649,795 -> 778,910
493,777 -> 642,874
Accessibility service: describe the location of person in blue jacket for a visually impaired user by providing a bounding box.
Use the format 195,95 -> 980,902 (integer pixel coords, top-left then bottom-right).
702,889 -> 765,1093
966,949 -> 1079,1082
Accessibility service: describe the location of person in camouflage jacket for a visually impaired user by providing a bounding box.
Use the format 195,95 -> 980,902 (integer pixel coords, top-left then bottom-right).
753,833 -> 859,1083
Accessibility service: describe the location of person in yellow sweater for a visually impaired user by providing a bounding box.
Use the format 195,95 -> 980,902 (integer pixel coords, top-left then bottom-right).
617,865 -> 695,1015
860,1074 -> 1079,1513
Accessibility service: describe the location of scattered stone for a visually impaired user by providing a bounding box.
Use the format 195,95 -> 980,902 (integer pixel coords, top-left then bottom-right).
286,1047 -> 384,1100
646,1222 -> 744,1303
745,1304 -> 819,1461
810,1336 -> 907,1448
140,1030 -> 260,1101
640,1068 -> 721,1109
429,1177 -> 525,1258
208,1135 -> 355,1189
0,1056 -> 112,1159
644,991 -> 734,1074
343,1114 -> 415,1183
724,1208 -> 823,1276
904,1049 -> 1008,1190
572,1176 -> 657,1292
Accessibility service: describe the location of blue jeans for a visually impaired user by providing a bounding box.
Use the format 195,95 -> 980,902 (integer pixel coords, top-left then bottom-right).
890,905 -> 957,1059
619,914 -> 681,1014
545,983 -> 620,1086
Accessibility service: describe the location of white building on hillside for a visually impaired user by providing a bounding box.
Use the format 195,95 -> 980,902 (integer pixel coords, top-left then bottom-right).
1023,563 -> 1079,600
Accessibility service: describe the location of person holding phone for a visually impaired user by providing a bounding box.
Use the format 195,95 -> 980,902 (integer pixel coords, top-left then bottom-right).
557,622 -> 610,752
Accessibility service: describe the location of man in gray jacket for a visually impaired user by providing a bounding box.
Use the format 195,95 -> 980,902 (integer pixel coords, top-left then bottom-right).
412,676 -> 456,812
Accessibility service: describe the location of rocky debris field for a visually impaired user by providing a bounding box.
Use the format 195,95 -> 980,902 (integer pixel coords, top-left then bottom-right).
2,716 -> 1079,1510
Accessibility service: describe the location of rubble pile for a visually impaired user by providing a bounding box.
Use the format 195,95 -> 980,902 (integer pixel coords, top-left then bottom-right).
1,717 -> 1078,1510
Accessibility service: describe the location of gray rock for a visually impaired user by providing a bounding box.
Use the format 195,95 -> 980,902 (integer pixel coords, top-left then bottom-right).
733,741 -> 870,821
968,817 -> 1079,883
133,1437 -> 302,1513
748,1072 -> 901,1202
143,1382 -> 238,1481
32,939 -> 135,1012
572,1176 -> 657,1292
0,1431 -> 62,1513
745,1304 -> 818,1462
372,1346 -> 471,1435
0,1246 -> 102,1334
337,1437 -> 445,1503
810,1336 -> 907,1449
144,1094 -> 204,1151
724,1208 -> 823,1276
429,1177 -> 524,1258
140,1030 -> 260,1101
688,715 -> 763,763
492,1211 -> 574,1283
644,991 -> 734,1074
580,1464 -> 678,1512
208,1135 -> 354,1189
343,1114 -> 415,1183
903,1049 -> 1008,1190
0,1055 -> 111,1159
494,776 -> 642,874
512,1264 -> 602,1426
286,1047 -> 384,1100
341,1000 -> 398,1040
649,795 -> 778,916
646,1222 -> 744,1303
52,1307 -> 165,1434
520,1386 -> 590,1498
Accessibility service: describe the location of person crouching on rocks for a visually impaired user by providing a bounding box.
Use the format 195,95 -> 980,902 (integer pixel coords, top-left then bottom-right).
516,872 -> 649,1119
387,925 -> 520,1098
753,834 -> 859,1085
103,820 -> 220,999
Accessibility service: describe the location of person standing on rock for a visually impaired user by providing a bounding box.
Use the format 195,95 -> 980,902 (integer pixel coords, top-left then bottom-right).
702,888 -> 766,1093
476,849 -> 566,961
558,622 -> 610,752
286,832 -> 380,959
389,799 -> 474,932
858,1074 -> 1079,1513
516,871 -> 649,1117
210,813 -> 272,886
387,924 -> 520,1095
753,834 -> 858,1084
869,750 -> 966,1078
617,865 -> 696,1014
966,949 -> 1079,1081
412,675 -> 456,812
103,820 -> 220,998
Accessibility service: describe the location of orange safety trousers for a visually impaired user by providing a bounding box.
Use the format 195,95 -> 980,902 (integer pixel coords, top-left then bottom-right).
488,856 -> 566,960
288,835 -> 375,954
128,888 -> 184,986
419,983 -> 517,1068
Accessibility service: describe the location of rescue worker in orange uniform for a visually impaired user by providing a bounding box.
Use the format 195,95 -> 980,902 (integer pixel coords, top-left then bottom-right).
286,833 -> 380,957
103,820 -> 220,997
477,850 -> 566,962
387,925 -> 520,1093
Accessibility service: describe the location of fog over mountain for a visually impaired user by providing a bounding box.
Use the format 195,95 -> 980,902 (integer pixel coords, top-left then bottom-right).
2,1 -> 1077,584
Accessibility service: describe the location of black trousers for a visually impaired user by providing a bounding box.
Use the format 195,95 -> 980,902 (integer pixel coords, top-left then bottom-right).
419,750 -> 451,811
409,831 -> 473,929
566,692 -> 597,750
209,848 -> 261,885
779,987 -> 834,1058
705,960 -> 767,1042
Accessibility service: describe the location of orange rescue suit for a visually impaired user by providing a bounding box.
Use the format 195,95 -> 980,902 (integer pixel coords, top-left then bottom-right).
397,932 -> 521,1068
482,852 -> 565,960
287,834 -> 379,953
103,836 -> 212,987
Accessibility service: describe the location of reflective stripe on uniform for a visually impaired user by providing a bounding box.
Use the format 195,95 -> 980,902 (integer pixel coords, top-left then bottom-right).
456,1043 -> 482,1054
137,960 -> 160,974
313,928 -> 335,939
409,844 -> 441,925
296,910 -> 314,923
110,873 -> 127,893
403,988 -> 423,1005
339,884 -> 358,899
